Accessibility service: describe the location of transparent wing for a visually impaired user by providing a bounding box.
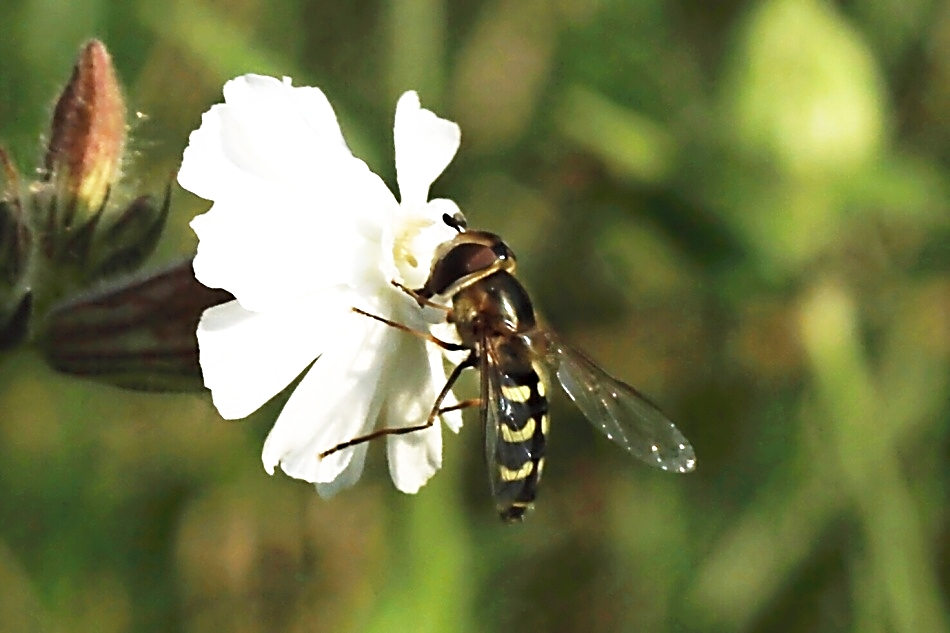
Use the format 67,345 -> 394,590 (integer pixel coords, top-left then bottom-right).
481,343 -> 504,500
481,341 -> 536,504
539,332 -> 696,473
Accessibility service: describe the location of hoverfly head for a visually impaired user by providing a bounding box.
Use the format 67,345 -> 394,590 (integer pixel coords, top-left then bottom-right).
418,222 -> 516,299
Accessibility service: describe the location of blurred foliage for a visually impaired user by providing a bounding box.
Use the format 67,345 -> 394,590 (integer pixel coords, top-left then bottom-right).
0,0 -> 949,632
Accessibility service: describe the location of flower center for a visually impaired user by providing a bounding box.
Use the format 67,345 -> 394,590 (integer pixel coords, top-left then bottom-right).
391,216 -> 439,289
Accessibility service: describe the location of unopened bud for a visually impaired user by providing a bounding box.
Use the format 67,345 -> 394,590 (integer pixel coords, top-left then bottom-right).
39,259 -> 233,392
24,39 -> 171,308
44,39 -> 126,223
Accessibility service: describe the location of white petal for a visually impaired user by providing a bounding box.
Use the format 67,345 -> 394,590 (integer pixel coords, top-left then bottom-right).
387,422 -> 442,495
422,198 -> 463,226
191,185 -> 379,311
179,75 -> 351,198
394,91 -> 461,207
382,334 -> 448,494
405,199 -> 463,289
381,198 -> 461,290
181,74 -> 400,310
429,346 -> 463,434
314,443 -> 369,499
261,312 -> 398,485
196,291 -> 347,420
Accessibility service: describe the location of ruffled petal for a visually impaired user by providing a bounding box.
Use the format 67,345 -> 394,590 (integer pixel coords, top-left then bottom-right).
182,74 -> 400,310
394,91 -> 461,207
196,290 -> 347,420
179,75 -> 350,198
261,311 -> 398,485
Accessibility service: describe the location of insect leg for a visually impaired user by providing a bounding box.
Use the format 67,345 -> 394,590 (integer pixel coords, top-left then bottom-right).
437,398 -> 480,415
351,307 -> 465,352
318,352 -> 477,459
390,280 -> 453,311
424,355 -> 478,425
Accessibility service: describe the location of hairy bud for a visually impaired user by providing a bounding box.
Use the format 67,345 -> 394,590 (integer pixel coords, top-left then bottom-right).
23,39 -> 171,321
44,39 -> 126,221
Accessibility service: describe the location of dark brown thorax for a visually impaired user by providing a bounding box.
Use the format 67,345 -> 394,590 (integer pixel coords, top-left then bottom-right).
450,272 -> 537,349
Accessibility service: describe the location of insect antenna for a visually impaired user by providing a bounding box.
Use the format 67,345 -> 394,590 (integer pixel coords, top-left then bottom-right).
442,212 -> 467,232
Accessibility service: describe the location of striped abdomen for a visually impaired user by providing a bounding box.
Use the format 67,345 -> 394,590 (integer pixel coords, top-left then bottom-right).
493,364 -> 550,522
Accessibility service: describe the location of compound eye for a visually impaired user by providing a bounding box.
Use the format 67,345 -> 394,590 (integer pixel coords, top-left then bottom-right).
442,211 -> 468,232
422,242 -> 498,296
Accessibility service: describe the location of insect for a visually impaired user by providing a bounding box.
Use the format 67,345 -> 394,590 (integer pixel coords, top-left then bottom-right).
321,214 -> 696,521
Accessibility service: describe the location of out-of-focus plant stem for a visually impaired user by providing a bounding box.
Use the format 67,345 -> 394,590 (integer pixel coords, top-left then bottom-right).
387,0 -> 446,108
364,436 -> 473,633
801,279 -> 949,633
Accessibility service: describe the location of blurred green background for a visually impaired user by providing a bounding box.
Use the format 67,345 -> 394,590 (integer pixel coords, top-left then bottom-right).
1,0 -> 949,631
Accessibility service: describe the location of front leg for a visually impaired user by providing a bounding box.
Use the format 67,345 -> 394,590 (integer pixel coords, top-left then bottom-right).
391,280 -> 451,311
318,351 -> 477,458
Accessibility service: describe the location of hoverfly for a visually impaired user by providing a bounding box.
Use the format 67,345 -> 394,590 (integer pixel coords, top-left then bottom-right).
321,213 -> 696,521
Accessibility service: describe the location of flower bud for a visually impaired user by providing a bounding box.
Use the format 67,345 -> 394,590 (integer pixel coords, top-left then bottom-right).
39,259 -> 233,392
43,39 -> 126,223
26,39 -> 170,308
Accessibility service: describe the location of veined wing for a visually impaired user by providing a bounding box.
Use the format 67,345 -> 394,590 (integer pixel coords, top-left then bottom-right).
539,332 -> 696,473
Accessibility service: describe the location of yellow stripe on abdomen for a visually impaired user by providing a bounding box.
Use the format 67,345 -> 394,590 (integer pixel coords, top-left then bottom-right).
499,461 -> 535,481
500,384 -> 532,403
500,417 -> 536,443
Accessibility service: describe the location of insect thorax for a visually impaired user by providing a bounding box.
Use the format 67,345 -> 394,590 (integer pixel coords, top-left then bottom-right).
450,272 -> 537,349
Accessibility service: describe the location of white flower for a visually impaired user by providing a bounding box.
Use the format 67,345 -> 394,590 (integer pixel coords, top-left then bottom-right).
177,75 -> 464,496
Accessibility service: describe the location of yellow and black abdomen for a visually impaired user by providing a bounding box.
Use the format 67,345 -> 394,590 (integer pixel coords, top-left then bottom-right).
491,361 -> 550,522
453,269 -> 550,521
